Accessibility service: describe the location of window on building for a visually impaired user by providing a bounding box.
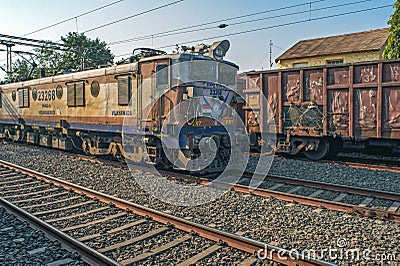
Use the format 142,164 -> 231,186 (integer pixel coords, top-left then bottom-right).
327,59 -> 344,65
67,81 -> 85,107
293,62 -> 308,68
118,76 -> 132,105
18,87 -> 30,108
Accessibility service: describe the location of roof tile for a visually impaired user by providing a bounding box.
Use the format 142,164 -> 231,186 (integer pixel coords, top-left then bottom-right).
276,28 -> 389,61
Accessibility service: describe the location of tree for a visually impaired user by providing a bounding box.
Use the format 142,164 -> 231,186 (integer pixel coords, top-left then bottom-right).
6,32 -> 114,81
383,0 -> 400,59
60,32 -> 114,71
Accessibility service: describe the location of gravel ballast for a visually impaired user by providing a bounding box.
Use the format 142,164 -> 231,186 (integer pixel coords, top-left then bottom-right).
0,142 -> 399,265
0,206 -> 87,265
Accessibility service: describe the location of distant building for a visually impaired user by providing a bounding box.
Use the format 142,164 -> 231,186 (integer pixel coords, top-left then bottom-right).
275,28 -> 389,69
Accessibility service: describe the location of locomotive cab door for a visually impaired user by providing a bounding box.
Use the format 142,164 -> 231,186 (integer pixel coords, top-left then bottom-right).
138,59 -> 170,131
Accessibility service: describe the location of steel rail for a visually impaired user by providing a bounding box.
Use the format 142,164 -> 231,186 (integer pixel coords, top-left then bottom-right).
230,183 -> 400,222
160,170 -> 400,222
0,196 -> 119,266
245,172 -> 400,202
0,159 -> 334,266
270,154 -> 400,173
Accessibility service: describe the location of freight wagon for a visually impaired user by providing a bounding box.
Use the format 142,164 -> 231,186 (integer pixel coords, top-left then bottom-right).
244,60 -> 400,159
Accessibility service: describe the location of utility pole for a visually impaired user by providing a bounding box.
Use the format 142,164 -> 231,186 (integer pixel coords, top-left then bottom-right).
269,40 -> 273,70
6,43 -> 15,75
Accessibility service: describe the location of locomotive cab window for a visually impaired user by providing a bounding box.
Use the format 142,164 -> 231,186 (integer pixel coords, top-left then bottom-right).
156,64 -> 168,89
67,81 -> 85,107
118,76 -> 132,105
18,87 -> 30,108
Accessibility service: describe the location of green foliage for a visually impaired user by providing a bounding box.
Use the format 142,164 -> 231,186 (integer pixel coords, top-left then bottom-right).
60,32 -> 114,71
383,1 -> 400,59
6,32 -> 114,81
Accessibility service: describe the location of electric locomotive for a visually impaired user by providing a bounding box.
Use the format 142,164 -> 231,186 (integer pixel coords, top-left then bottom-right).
0,40 -> 244,173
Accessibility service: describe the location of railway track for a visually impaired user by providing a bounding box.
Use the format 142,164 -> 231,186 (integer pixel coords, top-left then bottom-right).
0,196 -> 116,266
158,170 -> 400,223
0,159 -> 333,266
273,154 -> 400,173
75,154 -> 400,222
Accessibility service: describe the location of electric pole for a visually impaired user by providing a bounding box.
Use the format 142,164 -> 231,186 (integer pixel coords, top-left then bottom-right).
6,43 -> 15,75
269,40 -> 273,70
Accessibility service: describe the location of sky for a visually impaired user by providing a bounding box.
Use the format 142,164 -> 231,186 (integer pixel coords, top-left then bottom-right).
0,0 -> 395,79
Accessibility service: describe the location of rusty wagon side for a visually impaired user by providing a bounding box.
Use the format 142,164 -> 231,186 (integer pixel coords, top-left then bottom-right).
244,60 -> 400,159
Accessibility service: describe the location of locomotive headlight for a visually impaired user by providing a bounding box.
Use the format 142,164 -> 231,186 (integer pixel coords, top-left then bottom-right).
204,40 -> 230,60
214,47 -> 224,58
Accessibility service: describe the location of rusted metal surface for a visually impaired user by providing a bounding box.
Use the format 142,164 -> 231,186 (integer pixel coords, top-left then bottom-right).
382,62 -> 400,82
384,87 -> 400,131
354,64 -> 378,84
264,73 -> 279,124
282,72 -> 301,102
328,90 -> 349,135
0,160 -> 331,266
354,88 -> 377,135
327,67 -> 349,86
245,59 -> 400,142
304,69 -> 324,103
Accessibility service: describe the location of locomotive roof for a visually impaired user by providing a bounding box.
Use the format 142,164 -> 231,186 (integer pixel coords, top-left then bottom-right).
0,53 -> 238,90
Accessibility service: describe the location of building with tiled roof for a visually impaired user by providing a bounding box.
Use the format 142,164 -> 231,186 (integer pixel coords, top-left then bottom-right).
275,28 -> 389,69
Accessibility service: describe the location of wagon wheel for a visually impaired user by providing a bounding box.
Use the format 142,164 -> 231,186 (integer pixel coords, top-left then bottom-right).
304,139 -> 330,160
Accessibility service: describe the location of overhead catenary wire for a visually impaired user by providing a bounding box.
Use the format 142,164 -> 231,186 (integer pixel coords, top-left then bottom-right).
108,0 -> 373,46
53,3 -> 393,64
156,4 -> 392,49
21,0 -> 125,37
82,0 -> 184,34
108,0 -> 329,45
0,0 -> 182,65
0,34 -> 67,48
0,0 -> 378,52
0,0 -> 125,64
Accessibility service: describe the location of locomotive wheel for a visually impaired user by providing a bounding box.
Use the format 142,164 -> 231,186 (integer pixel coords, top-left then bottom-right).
304,139 -> 330,160
130,146 -> 143,163
82,139 -> 91,154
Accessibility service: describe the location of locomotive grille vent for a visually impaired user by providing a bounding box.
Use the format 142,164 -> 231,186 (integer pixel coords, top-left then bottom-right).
67,82 -> 85,107
18,88 -> 29,108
